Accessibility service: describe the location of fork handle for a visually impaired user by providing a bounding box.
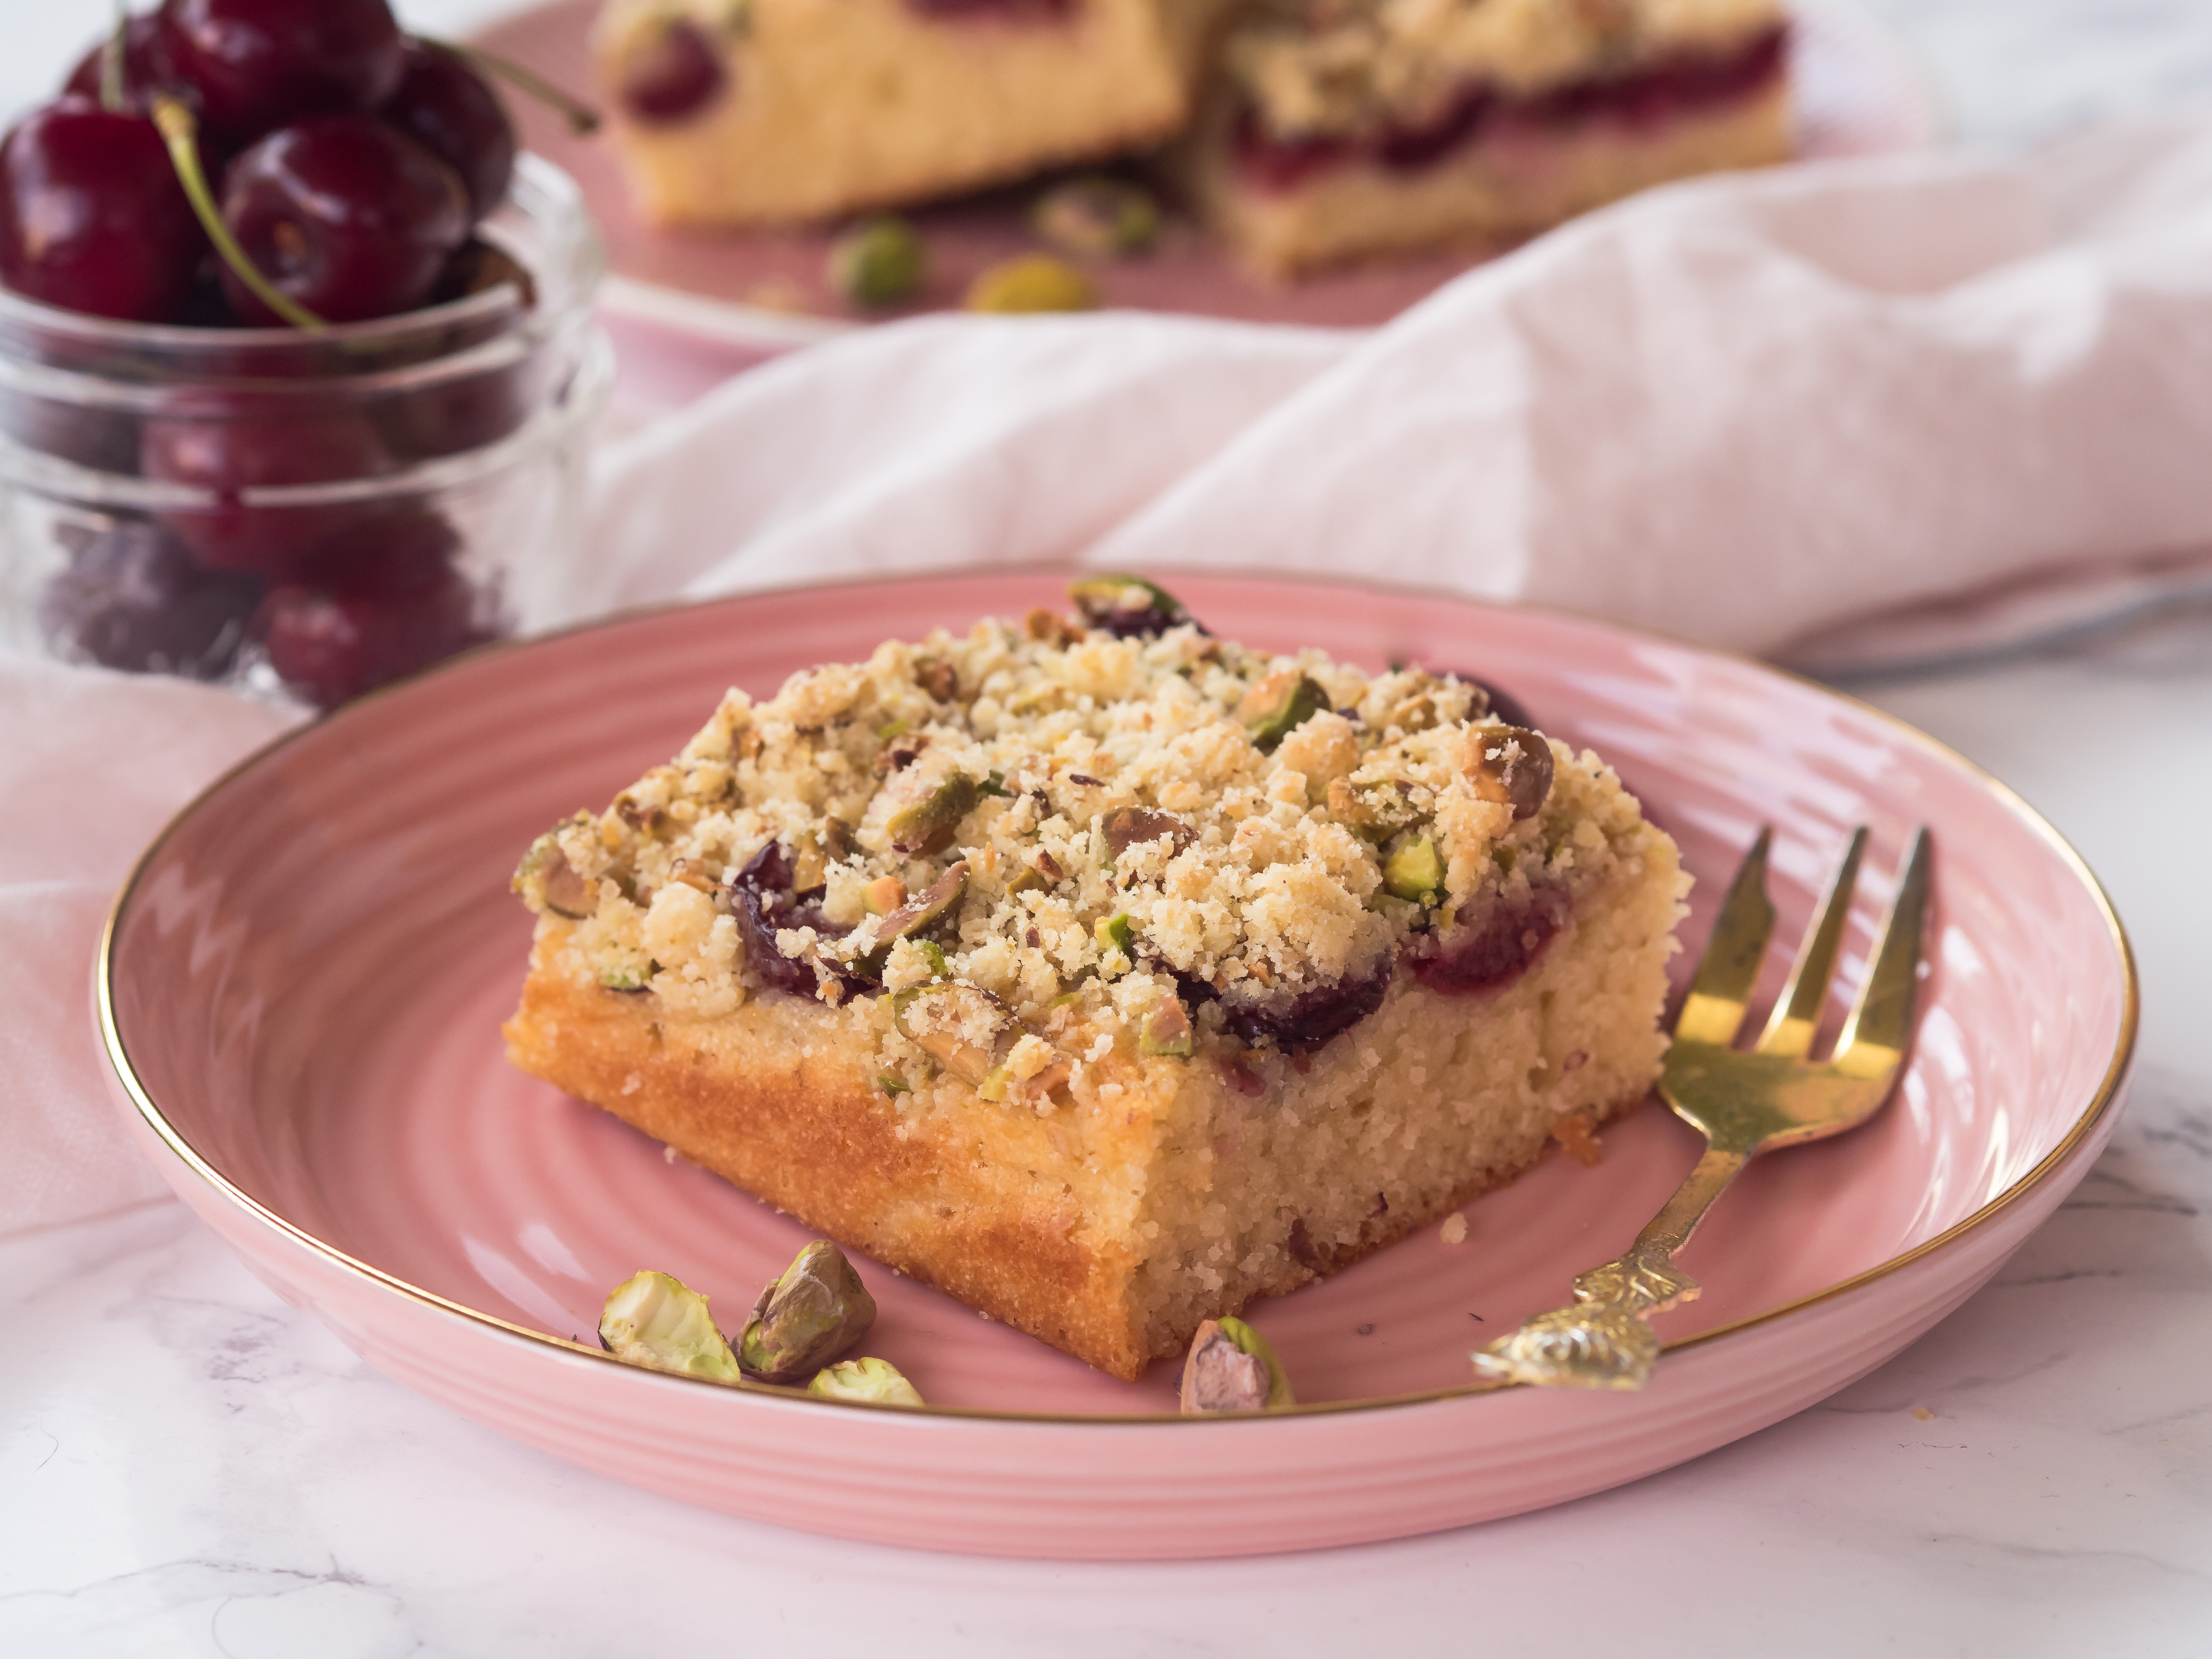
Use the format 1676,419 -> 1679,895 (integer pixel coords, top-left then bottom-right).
1469,1140 -> 1751,1391
1633,1143 -> 1750,1257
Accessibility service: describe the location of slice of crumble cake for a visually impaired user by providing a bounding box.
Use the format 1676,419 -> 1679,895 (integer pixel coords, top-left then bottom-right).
504,577 -> 1686,1381
1173,0 -> 1792,276
595,0 -> 1236,226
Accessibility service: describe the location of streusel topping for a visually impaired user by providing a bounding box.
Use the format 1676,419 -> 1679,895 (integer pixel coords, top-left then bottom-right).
514,579 -> 1659,1109
1225,0 -> 1782,142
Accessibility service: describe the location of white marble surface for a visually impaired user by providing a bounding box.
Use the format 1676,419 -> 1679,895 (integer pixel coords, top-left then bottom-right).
9,2 -> 2212,1654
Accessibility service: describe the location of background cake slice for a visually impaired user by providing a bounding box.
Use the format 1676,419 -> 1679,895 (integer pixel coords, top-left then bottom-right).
596,0 -> 1236,225
505,581 -> 1686,1381
1173,0 -> 1792,276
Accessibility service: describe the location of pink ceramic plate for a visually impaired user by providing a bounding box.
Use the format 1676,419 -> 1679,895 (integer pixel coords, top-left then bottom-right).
476,0 -> 1936,373
100,572 -> 2131,1559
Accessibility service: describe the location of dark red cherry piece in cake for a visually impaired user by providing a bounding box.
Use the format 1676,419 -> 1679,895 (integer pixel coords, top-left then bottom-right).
617,19 -> 725,124
379,38 -> 517,222
0,98 -> 206,323
218,114 -> 469,324
156,0 -> 406,141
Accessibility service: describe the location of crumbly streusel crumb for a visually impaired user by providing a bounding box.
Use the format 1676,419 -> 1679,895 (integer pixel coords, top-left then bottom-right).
513,592 -> 1658,1114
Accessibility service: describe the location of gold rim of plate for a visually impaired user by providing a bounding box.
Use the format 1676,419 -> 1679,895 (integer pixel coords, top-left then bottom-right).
96,567 -> 2140,1425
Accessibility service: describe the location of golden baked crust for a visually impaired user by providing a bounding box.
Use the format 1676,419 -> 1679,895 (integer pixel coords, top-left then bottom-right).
508,930 -> 1154,1375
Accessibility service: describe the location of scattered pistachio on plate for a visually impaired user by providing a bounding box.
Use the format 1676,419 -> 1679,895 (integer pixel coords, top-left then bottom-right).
809,1356 -> 926,1406
598,1269 -> 745,1384
965,253 -> 1096,314
738,1240 -> 878,1383
1179,1315 -> 1295,1413
1032,176 -> 1158,259
829,216 -> 926,309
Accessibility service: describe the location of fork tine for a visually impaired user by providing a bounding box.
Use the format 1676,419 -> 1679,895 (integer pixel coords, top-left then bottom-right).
1754,827 -> 1869,1058
1833,828 -> 1933,1081
1673,827 -> 1777,1046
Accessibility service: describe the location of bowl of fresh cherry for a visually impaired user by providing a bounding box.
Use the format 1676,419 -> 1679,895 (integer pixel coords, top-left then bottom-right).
0,0 -> 609,708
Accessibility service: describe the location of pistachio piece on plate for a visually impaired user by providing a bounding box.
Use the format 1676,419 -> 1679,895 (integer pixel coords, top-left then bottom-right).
599,1270 -> 744,1385
737,1240 -> 878,1383
1179,1315 -> 1295,1413
965,253 -> 1096,314
809,1357 -> 925,1406
828,216 -> 925,308
1382,835 -> 1445,902
1464,725 -> 1553,820
1032,176 -> 1159,259
1239,671 -> 1330,755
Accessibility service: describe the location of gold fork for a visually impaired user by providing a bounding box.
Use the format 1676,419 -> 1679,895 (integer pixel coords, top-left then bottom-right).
1470,823 -> 1933,1391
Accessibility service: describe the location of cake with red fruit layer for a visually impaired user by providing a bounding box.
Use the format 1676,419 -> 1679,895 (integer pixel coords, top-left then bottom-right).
593,0 -> 1237,226
1174,0 -> 1791,276
503,577 -> 1686,1380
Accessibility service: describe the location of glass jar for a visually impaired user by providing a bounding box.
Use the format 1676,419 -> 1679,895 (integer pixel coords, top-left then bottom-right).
0,153 -> 610,708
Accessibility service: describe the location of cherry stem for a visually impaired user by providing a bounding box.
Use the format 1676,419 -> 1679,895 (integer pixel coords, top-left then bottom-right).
435,38 -> 602,136
99,4 -> 126,113
150,95 -> 328,332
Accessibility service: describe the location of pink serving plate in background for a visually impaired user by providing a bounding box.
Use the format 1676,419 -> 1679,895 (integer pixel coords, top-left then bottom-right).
475,0 -> 1938,391
99,572 -> 2130,1559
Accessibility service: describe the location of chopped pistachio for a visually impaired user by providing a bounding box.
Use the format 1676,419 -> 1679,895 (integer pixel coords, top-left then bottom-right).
1094,912 -> 1134,957
1140,996 -> 1194,1059
808,1357 -> 924,1406
1382,835 -> 1444,902
1032,176 -> 1159,259
891,982 -> 1004,1085
965,253 -> 1096,314
790,830 -> 829,895
598,1270 -> 744,1384
1178,1315 -> 1295,1413
914,657 -> 959,703
915,939 -> 950,980
516,832 -> 597,919
878,1072 -> 912,1096
828,216 -> 925,308
861,861 -> 968,965
1100,805 -> 1191,864
1464,725 -> 1554,821
864,874 -> 907,916
1067,574 -> 1194,639
1238,672 -> 1330,754
1007,848 -> 1065,895
886,772 -> 979,856
737,1241 -> 877,1383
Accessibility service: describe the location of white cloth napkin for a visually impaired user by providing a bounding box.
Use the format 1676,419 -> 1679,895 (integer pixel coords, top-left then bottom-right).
10,116 -> 2212,1233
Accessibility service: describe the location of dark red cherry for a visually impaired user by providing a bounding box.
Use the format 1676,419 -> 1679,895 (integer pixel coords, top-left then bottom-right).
39,518 -> 263,680
142,402 -> 395,574
617,19 -> 725,124
0,98 -> 205,322
257,543 -> 486,708
379,39 -> 516,223
218,115 -> 469,324
63,14 -> 176,117
156,0 -> 405,142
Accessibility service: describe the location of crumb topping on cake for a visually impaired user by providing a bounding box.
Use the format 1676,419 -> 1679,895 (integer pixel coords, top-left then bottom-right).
1223,0 -> 1783,142
513,578 -> 1662,1115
